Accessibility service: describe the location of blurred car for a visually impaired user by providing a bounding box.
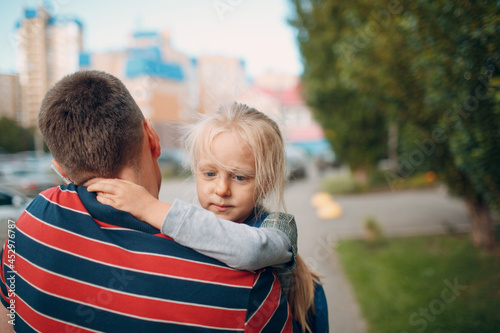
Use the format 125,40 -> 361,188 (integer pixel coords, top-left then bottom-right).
0,153 -> 61,197
286,145 -> 308,180
158,148 -> 189,177
315,149 -> 341,171
1,170 -> 60,197
0,184 -> 32,224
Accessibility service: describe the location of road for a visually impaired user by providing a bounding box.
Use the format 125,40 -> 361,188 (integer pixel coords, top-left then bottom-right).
159,165 -> 471,333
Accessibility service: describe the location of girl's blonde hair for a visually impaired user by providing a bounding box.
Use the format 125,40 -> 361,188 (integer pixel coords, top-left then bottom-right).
183,102 -> 287,214
183,102 -> 320,332
291,255 -> 323,333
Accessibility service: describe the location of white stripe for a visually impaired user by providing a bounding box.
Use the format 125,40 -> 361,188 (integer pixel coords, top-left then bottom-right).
40,192 -> 91,216
15,294 -> 105,333
245,273 -> 278,326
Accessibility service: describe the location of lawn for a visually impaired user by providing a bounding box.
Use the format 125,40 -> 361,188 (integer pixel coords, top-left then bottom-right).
336,234 -> 500,333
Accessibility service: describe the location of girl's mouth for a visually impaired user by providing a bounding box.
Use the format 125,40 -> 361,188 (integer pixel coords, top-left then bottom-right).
213,204 -> 230,212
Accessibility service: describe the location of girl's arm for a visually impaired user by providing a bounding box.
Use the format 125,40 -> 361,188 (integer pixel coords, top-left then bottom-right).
164,200 -> 294,270
87,179 -> 294,271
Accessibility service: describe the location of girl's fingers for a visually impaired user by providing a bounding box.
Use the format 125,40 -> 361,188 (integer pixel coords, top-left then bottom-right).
95,193 -> 113,205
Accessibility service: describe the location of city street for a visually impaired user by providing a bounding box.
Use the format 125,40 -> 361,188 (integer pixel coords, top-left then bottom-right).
0,165 -> 471,332
159,165 -> 471,333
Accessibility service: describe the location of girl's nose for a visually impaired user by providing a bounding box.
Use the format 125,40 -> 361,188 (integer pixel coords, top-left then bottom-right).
215,177 -> 231,197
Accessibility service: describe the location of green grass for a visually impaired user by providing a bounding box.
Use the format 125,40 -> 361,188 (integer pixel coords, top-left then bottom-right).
321,171 -> 437,195
336,234 -> 500,333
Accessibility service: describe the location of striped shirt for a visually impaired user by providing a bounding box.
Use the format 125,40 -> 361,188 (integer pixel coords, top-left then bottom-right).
1,184 -> 295,332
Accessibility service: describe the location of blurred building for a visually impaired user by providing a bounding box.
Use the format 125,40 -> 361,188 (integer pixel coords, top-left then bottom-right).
80,29 -> 199,148
0,74 -> 21,122
16,6 -> 83,128
237,71 -> 326,154
197,55 -> 247,114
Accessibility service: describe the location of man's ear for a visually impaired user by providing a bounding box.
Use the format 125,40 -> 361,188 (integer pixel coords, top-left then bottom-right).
144,120 -> 161,159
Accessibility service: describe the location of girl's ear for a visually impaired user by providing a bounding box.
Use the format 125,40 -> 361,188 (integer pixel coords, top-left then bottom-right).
144,120 -> 161,159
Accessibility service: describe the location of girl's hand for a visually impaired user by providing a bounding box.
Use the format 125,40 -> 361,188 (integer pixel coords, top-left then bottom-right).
87,179 -> 170,229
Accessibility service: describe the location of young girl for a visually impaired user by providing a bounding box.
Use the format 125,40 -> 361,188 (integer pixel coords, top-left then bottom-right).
88,102 -> 328,333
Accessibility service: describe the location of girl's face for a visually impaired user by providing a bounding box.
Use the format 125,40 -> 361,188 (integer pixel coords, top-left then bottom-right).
195,131 -> 257,223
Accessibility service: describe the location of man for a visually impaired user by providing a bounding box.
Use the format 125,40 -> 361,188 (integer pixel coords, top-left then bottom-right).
0,71 -> 295,332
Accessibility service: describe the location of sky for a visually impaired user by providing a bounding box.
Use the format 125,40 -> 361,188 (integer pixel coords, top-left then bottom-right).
0,0 -> 303,78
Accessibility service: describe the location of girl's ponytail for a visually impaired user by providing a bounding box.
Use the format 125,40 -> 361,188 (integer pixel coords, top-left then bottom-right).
289,254 -> 322,333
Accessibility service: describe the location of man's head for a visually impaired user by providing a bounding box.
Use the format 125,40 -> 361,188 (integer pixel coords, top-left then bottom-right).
39,70 -> 154,187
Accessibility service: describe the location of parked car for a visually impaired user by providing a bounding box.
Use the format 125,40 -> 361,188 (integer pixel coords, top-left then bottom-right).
315,149 -> 341,171
158,148 -> 189,177
0,153 -> 61,197
0,167 -> 61,197
286,145 -> 308,180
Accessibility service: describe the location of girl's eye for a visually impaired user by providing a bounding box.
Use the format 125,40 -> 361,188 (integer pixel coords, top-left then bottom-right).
235,175 -> 246,181
205,172 -> 216,177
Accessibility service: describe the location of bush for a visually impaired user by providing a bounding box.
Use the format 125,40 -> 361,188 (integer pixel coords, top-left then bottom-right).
320,176 -> 361,194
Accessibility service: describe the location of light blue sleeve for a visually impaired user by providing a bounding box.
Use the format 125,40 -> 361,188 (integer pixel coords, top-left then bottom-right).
161,199 -> 293,271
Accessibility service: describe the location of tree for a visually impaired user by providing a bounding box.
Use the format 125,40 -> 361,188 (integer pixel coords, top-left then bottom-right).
0,116 -> 35,153
396,0 -> 500,249
290,0 -> 500,249
289,0 -> 390,184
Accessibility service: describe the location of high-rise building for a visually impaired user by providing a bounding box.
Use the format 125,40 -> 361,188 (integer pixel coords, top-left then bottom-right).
16,5 -> 82,128
0,74 -> 21,122
197,55 -> 247,114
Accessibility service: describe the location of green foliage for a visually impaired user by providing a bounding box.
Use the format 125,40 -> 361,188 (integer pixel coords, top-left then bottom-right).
290,1 -> 500,246
289,0 -> 390,173
0,116 -> 35,153
337,234 -> 500,333
363,215 -> 383,242
320,176 -> 361,194
321,171 -> 437,195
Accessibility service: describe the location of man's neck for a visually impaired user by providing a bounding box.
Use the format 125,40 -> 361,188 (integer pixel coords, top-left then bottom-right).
82,167 -> 159,199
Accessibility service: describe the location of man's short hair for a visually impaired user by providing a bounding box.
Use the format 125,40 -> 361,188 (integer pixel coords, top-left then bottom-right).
38,70 -> 145,184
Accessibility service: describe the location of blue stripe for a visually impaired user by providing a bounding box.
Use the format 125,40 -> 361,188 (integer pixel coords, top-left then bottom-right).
262,288 -> 289,333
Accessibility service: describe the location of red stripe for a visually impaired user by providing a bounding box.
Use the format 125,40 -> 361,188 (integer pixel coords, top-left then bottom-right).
14,296 -> 98,333
16,254 -> 247,328
20,213 -> 253,287
41,187 -> 88,214
245,273 -> 283,332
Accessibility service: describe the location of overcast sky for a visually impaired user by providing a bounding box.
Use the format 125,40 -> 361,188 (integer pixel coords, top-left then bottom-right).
0,0 -> 303,78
